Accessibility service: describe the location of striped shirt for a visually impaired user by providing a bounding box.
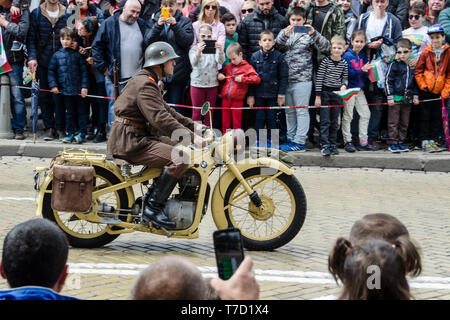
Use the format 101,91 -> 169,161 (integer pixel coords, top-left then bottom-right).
315,57 -> 349,95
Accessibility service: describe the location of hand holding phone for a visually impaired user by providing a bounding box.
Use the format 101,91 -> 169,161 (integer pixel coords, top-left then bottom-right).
213,228 -> 245,280
203,40 -> 216,54
294,25 -> 309,33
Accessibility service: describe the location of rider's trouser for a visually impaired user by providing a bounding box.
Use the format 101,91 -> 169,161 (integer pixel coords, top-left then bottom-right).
127,136 -> 190,179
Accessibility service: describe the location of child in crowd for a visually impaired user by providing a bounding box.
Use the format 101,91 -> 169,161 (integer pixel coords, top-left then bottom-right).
341,30 -> 374,153
315,35 -> 348,156
218,43 -> 260,133
337,0 -> 358,44
328,213 -> 422,300
275,6 -> 329,152
386,38 -> 419,153
189,23 -> 225,127
221,13 -> 238,67
248,30 -> 288,147
48,27 -> 89,144
414,24 -> 450,152
402,1 -> 431,65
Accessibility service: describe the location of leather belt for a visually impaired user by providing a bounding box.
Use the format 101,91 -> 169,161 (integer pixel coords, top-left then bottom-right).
114,116 -> 147,129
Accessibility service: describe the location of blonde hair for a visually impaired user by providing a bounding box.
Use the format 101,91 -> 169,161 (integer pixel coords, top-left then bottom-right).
198,23 -> 213,35
198,0 -> 220,23
330,35 -> 346,47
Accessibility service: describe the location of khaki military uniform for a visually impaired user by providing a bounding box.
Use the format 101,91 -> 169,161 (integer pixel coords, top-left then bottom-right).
107,68 -> 195,178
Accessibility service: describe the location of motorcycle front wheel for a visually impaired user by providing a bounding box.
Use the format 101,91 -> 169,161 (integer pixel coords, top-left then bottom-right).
42,165 -> 130,248
223,167 -> 307,251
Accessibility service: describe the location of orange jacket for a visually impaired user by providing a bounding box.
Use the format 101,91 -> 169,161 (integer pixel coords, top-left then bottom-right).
414,44 -> 450,99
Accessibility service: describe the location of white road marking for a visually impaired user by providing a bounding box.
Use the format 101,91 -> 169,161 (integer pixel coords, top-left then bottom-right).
68,263 -> 450,290
0,197 -> 35,201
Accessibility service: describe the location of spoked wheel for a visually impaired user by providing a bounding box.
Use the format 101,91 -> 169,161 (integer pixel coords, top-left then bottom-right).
223,167 -> 307,250
42,166 -> 130,248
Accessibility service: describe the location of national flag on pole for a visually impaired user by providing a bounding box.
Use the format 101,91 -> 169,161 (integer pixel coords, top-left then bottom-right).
0,30 -> 12,75
333,88 -> 360,101
368,59 -> 387,88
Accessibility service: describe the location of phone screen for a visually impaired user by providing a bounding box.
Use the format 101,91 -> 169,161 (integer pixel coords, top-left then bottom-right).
294,26 -> 308,33
203,40 -> 216,54
213,228 -> 244,280
161,8 -> 169,19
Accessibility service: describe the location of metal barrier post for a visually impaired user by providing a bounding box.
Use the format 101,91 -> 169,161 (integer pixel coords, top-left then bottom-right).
0,74 -> 14,139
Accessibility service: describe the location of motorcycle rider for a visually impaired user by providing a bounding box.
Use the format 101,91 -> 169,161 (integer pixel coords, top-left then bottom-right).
107,41 -> 206,229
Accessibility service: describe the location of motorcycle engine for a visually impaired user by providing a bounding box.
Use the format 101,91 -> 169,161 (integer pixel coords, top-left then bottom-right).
164,169 -> 202,230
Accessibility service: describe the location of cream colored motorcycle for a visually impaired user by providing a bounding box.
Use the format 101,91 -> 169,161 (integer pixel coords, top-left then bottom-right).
33,104 -> 307,250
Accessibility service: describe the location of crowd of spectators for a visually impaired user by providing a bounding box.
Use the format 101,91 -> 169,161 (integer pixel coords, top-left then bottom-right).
1,0 -> 450,154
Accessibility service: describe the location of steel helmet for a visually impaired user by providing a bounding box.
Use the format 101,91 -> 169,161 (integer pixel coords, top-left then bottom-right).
143,41 -> 180,68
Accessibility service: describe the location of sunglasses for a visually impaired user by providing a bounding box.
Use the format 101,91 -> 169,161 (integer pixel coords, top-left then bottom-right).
241,8 -> 254,14
409,14 -> 421,20
199,34 -> 212,39
205,5 -> 217,10
397,50 -> 410,54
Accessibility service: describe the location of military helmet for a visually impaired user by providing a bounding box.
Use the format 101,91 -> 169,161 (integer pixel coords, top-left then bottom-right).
143,41 -> 180,68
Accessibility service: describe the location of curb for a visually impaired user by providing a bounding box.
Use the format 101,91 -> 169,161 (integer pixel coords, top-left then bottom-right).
1,140 -> 449,172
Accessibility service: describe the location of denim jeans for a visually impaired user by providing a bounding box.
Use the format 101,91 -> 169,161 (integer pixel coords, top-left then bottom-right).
285,81 -> 312,145
105,76 -> 126,129
9,64 -> 26,132
254,97 -> 277,141
53,94 -> 88,136
88,73 -> 107,131
366,84 -> 386,141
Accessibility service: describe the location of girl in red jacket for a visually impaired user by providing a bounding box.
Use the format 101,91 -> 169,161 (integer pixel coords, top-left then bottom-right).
218,42 -> 260,133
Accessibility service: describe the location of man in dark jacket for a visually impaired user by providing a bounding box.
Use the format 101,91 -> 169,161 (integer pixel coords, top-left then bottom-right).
237,0 -> 288,60
0,218 -> 78,300
27,0 -> 68,141
145,0 -> 194,116
92,0 -> 147,130
0,0 -> 29,140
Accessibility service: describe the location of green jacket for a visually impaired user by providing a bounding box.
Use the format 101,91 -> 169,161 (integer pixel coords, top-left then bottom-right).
223,32 -> 239,67
305,2 -> 345,64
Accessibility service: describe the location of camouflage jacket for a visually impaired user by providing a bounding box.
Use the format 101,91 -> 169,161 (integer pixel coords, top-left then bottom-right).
305,2 -> 345,64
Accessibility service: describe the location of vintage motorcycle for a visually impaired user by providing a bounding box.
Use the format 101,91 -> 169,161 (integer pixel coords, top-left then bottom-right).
33,105 -> 307,251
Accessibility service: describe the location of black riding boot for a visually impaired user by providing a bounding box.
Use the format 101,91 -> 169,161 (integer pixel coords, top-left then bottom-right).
142,171 -> 177,229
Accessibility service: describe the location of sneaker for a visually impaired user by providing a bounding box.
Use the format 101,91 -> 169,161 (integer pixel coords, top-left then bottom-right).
321,145 -> 331,156
43,129 -> 56,141
279,140 -> 296,152
56,130 -> 66,140
330,145 -> 339,155
62,134 -> 74,144
430,142 -> 445,153
14,131 -> 25,140
74,133 -> 85,144
388,144 -> 401,153
93,131 -> 107,143
397,143 -> 409,152
344,142 -> 356,153
292,142 -> 306,152
358,143 -> 379,151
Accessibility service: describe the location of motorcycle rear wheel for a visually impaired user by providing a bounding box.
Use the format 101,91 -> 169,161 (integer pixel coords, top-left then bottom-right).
223,167 -> 307,251
42,165 -> 130,248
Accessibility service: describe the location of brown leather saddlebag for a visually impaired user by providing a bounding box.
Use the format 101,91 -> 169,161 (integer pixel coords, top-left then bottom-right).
51,164 -> 95,212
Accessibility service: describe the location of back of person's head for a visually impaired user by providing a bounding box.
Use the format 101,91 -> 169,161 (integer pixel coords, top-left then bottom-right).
130,256 -> 206,300
1,218 -> 69,288
289,6 -> 306,19
330,213 -> 422,279
337,240 -> 412,300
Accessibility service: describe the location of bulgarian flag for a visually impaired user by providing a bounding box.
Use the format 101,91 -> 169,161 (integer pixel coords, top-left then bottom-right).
333,88 -> 360,101
368,59 -> 387,88
0,30 -> 12,75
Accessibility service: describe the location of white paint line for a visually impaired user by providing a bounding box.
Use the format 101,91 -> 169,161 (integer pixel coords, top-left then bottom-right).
67,263 -> 450,290
0,197 -> 35,201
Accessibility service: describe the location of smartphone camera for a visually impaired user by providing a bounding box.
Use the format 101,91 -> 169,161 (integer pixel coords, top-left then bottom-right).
213,228 -> 245,280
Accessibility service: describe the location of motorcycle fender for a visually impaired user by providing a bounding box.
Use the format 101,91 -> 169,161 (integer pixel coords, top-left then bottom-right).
211,157 -> 293,229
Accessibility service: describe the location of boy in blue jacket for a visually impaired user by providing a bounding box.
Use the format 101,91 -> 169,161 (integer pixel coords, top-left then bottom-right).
386,38 -> 419,153
48,27 -> 89,144
248,30 -> 288,148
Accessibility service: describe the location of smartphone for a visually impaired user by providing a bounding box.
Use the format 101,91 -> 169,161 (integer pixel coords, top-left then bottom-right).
213,228 -> 245,280
203,39 -> 216,54
294,26 -> 309,33
161,8 -> 169,19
